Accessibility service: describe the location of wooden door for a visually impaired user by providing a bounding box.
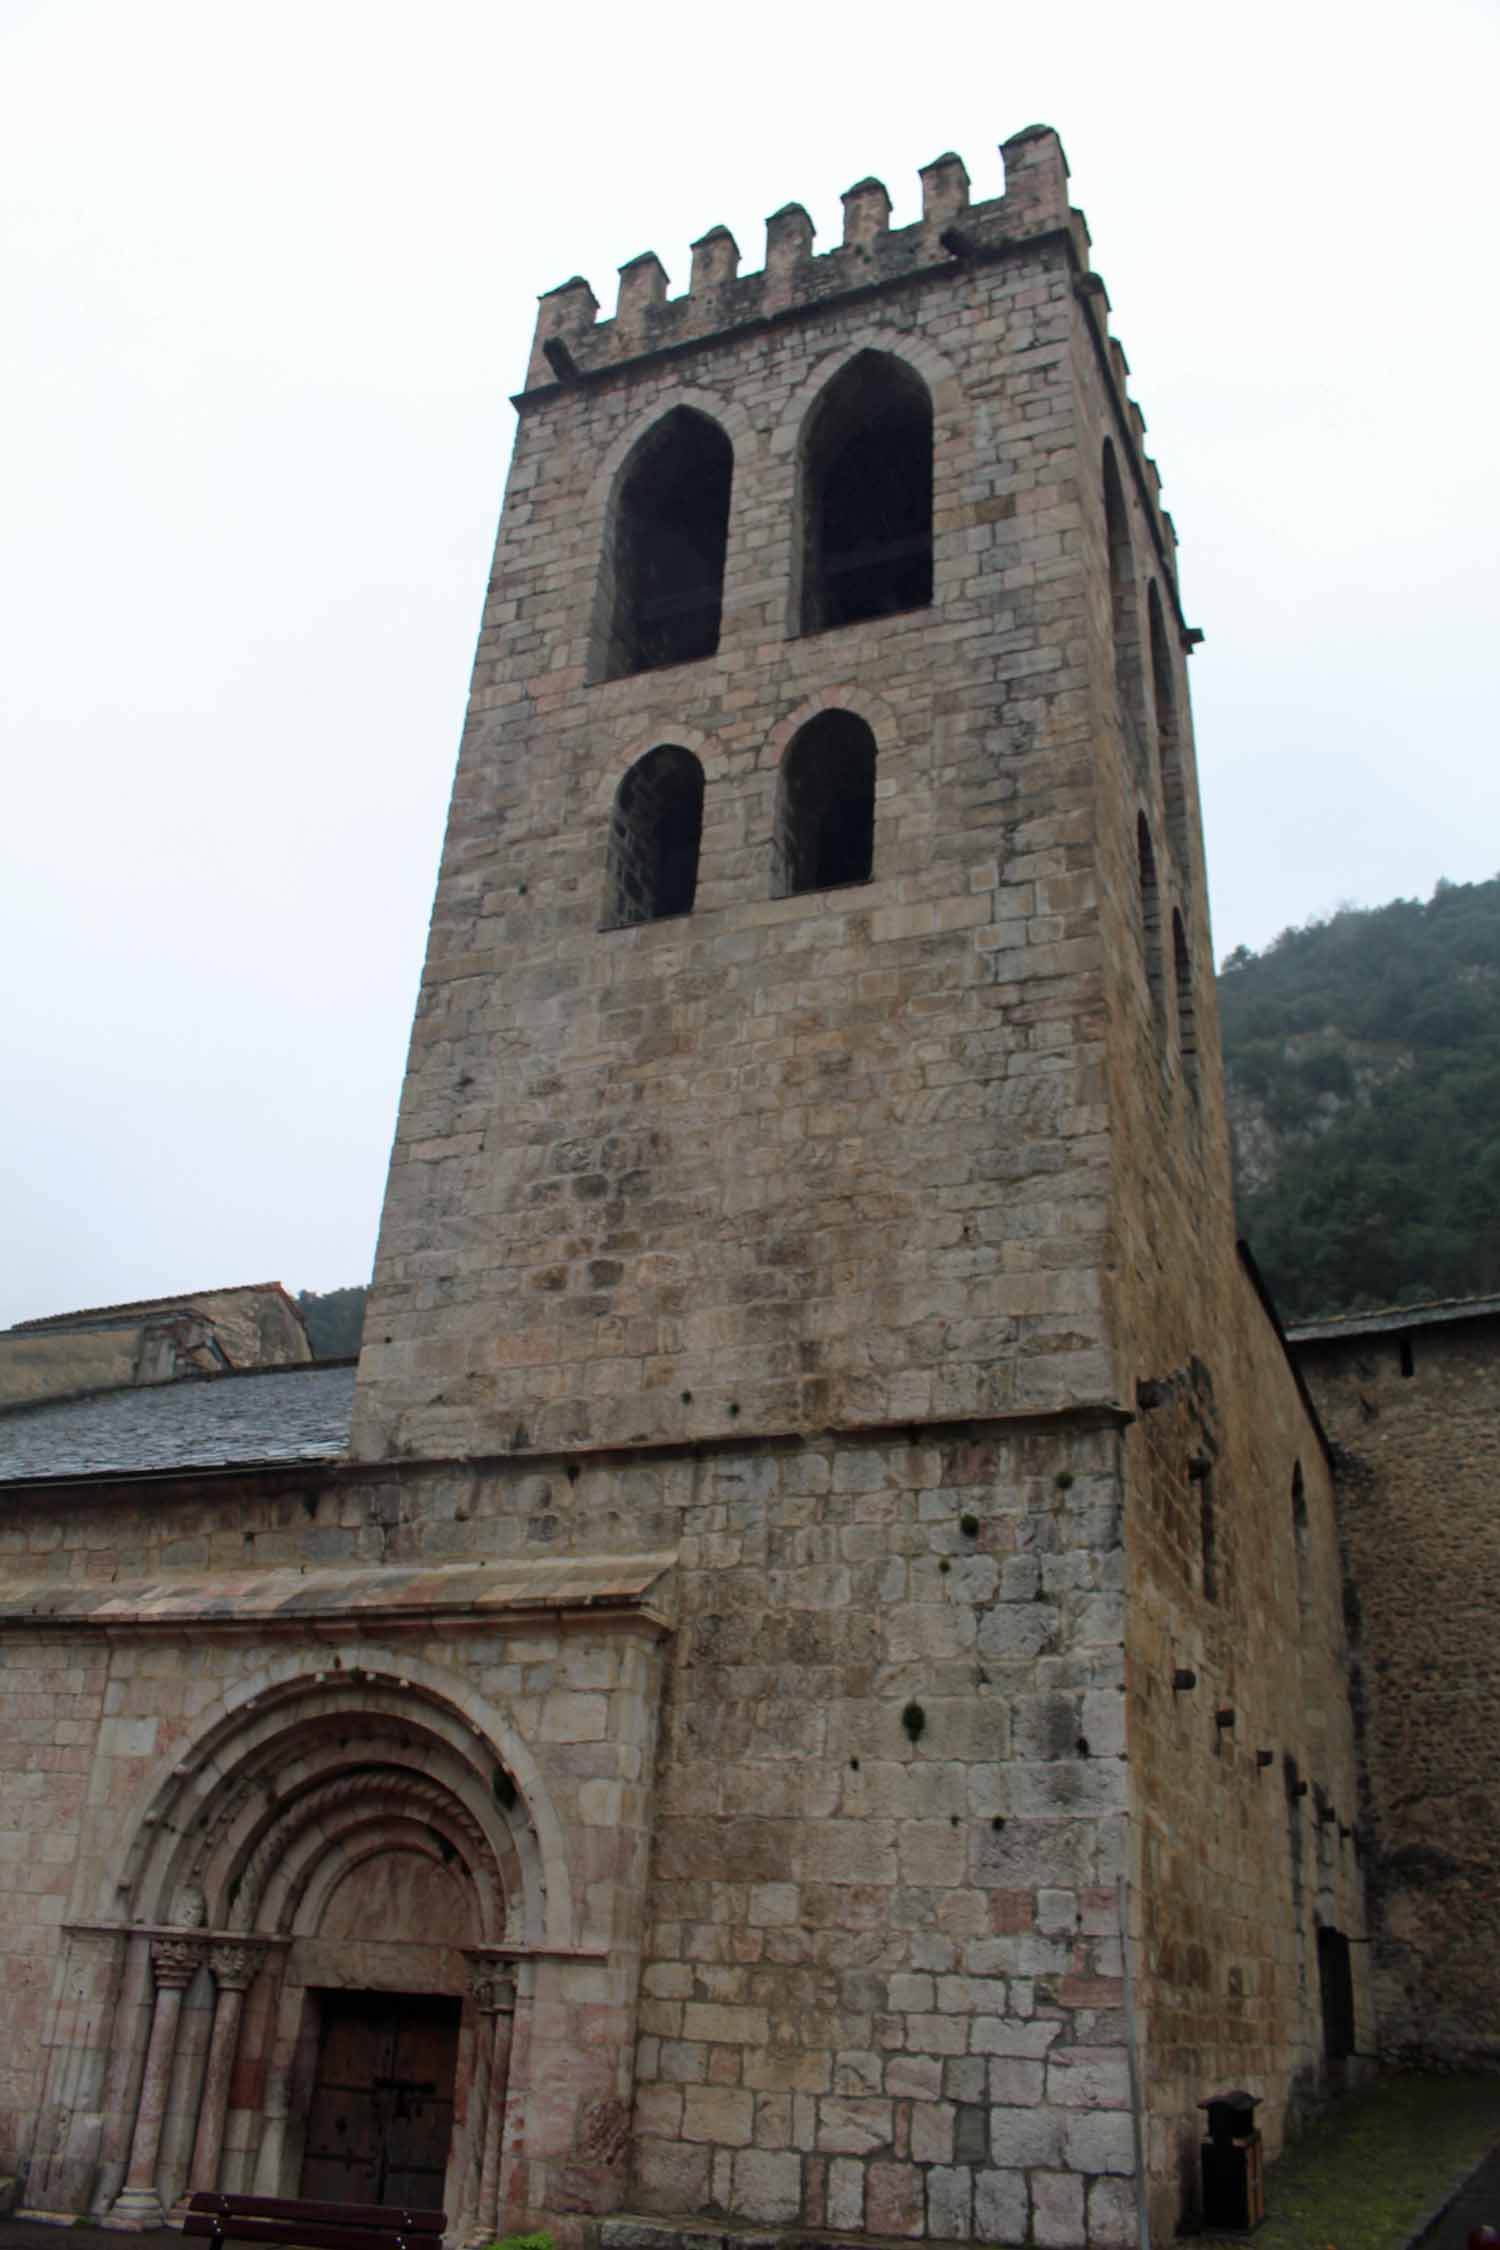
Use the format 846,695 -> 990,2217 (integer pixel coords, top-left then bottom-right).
300,1991 -> 460,2209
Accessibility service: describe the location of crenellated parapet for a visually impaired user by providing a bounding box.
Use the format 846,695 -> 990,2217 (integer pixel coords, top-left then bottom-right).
522,125 -> 1085,393
520,122 -> 1178,584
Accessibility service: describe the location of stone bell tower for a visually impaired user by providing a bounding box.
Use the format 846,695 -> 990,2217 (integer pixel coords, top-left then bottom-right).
353,124 -> 1226,1465
351,130 -> 1369,2247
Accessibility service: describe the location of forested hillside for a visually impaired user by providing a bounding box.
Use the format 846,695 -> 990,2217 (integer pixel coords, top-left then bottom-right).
297,1286 -> 367,1359
1219,875 -> 1500,1321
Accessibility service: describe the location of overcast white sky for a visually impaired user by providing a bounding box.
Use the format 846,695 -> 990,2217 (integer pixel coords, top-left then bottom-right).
4,0 -> 1497,1329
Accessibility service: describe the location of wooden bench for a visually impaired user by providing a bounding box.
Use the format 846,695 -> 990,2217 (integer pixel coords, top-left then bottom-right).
183,2190 -> 447,2250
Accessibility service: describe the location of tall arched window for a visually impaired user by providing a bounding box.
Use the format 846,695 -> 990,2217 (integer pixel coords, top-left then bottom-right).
1172,908 -> 1199,1094
1103,441 -> 1146,754
598,409 -> 732,679
800,352 -> 932,634
604,745 -> 705,927
773,711 -> 877,896
1148,581 -> 1186,857
1137,813 -> 1164,1028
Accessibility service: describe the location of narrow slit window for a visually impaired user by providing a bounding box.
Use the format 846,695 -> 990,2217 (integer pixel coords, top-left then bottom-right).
773,712 -> 877,896
1148,580 -> 1186,857
1173,908 -> 1200,1095
604,745 -> 705,927
1317,1927 -> 1355,2061
599,409 -> 732,679
1292,1461 -> 1310,1608
1137,813 -> 1164,1028
1193,1457 -> 1218,1603
1104,441 -> 1147,753
801,352 -> 932,634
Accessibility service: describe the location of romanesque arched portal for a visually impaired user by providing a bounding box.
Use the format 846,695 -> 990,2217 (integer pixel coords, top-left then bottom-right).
83,1668 -> 548,2236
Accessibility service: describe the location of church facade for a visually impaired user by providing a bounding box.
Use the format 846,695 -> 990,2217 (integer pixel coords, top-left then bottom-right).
4,130 -> 1376,2249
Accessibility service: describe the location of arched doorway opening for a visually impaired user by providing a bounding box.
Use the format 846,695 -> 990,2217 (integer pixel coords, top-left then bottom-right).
97,1672 -> 547,2238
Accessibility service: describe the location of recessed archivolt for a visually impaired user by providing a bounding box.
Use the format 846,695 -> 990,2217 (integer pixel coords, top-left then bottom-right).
583,388 -> 757,528
107,1659 -> 570,1948
216,1760 -> 518,1944
151,1725 -> 521,1945
284,1813 -> 482,1944
771,326 -> 959,462
758,685 -> 901,773
590,722 -> 726,815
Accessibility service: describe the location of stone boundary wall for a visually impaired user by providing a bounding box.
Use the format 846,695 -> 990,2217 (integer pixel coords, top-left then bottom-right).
1294,1310 -> 1500,2062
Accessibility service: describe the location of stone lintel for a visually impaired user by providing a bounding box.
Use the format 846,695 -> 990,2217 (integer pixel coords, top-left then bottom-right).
0,1555 -> 677,1637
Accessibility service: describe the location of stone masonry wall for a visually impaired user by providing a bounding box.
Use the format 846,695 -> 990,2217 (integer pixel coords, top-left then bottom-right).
1003,144 -> 1373,2238
1122,1299 -> 1369,2240
0,1631 -> 105,2172
1295,1312 -> 1500,2062
628,1420 -> 1132,2249
352,135 -> 1131,1467
1,1414 -> 1137,2246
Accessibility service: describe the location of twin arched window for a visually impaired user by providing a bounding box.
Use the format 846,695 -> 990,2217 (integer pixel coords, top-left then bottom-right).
604,713 -> 878,928
599,408 -> 733,679
604,744 -> 705,927
800,352 -> 933,634
597,353 -> 934,683
773,712 -> 877,896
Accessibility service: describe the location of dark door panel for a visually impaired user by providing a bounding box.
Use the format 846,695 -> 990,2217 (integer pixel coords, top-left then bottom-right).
299,1991 -> 460,2209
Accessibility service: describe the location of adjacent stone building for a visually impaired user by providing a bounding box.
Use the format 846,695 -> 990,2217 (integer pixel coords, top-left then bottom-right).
1289,1296 -> 1500,2070
0,1284 -> 311,1408
3,129 -> 1380,2250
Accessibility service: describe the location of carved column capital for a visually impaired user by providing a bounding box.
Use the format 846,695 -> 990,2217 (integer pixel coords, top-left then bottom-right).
150,1935 -> 207,1989
466,1960 -> 517,2016
209,1940 -> 263,1992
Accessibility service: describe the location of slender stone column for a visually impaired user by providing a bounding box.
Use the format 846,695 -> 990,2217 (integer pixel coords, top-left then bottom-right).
187,1942 -> 263,2195
493,1984 -> 531,2234
468,1966 -> 517,2245
107,1936 -> 207,2229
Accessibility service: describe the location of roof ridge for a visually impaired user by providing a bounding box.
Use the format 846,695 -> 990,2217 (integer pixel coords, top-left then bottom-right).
8,1281 -> 300,1332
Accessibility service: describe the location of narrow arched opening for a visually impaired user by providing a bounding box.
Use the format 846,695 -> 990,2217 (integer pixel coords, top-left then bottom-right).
800,352 -> 933,634
773,711 -> 877,896
1148,580 -> 1186,856
1172,907 -> 1199,1095
1104,441 -> 1147,756
605,745 -> 705,926
599,408 -> 732,678
1137,813 -> 1164,1029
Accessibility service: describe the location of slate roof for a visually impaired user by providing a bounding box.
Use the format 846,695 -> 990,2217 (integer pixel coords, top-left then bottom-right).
0,1362 -> 356,1484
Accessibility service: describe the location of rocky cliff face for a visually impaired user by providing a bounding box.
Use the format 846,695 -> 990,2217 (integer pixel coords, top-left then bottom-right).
1225,1032 -> 1415,1198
